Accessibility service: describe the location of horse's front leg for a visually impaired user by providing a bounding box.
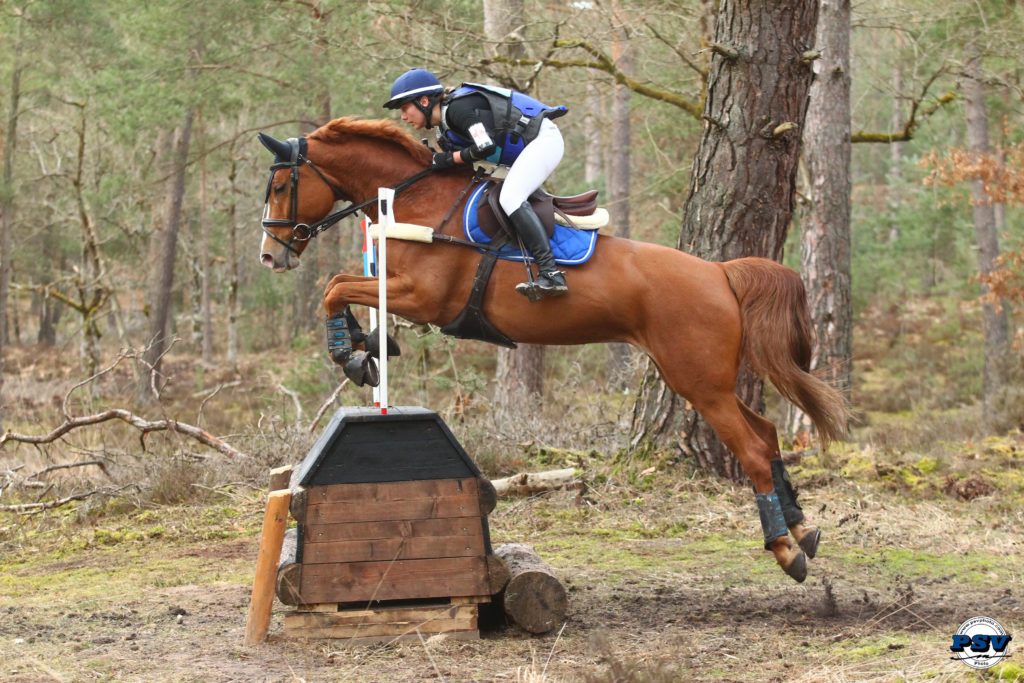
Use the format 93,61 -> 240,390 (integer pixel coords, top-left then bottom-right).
323,276 -> 416,386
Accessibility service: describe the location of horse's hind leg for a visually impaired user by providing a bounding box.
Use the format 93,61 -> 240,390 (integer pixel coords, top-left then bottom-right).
736,401 -> 821,559
689,392 -> 809,583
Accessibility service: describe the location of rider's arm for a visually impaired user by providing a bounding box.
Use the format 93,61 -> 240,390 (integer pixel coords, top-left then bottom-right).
444,95 -> 497,164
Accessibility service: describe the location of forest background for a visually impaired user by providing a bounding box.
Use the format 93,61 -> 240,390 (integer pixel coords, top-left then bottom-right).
0,0 -> 1023,680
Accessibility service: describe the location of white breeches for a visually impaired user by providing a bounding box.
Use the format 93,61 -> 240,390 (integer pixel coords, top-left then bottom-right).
498,118 -> 564,216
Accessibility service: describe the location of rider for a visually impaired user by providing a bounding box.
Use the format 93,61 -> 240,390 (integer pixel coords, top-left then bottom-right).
384,68 -> 569,299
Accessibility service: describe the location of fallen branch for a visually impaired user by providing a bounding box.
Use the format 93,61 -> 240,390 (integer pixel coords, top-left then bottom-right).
0,409 -> 247,460
0,484 -> 138,514
491,468 -> 582,497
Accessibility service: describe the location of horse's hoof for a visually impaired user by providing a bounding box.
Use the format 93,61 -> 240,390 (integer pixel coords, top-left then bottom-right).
797,527 -> 821,559
343,352 -> 379,387
365,328 -> 401,359
330,348 -> 352,366
783,550 -> 808,583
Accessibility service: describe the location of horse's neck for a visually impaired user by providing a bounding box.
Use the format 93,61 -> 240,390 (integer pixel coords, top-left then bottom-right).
319,137 -> 422,206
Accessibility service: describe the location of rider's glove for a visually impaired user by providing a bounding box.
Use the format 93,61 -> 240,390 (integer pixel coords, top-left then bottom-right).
431,150 -> 455,170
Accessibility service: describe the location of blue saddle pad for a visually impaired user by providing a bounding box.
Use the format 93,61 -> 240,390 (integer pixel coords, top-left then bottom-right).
462,182 -> 598,266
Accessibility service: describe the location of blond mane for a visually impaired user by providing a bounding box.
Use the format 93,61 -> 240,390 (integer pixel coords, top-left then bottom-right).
309,116 -> 433,165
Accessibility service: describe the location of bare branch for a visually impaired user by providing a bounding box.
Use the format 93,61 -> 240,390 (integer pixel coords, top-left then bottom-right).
309,379 -> 350,433
28,460 -> 109,480
0,409 -> 248,460
277,384 -> 304,422
852,66 -> 956,143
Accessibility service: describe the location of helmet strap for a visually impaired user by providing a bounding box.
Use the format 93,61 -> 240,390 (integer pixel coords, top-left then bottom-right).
415,94 -> 441,130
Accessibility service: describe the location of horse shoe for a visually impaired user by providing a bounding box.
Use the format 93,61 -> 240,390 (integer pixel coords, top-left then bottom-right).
343,351 -> 379,388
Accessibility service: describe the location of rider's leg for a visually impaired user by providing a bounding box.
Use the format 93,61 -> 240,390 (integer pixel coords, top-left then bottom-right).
499,120 -> 567,298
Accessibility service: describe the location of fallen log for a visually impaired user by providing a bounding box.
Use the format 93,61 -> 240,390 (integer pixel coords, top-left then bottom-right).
276,527 -> 302,606
494,543 -> 567,634
490,468 -> 581,497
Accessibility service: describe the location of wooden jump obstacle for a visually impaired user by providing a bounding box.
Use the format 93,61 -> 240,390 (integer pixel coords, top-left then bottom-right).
258,406 -> 503,644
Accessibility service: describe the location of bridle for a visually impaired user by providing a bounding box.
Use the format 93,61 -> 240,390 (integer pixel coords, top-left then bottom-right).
261,136 -> 436,256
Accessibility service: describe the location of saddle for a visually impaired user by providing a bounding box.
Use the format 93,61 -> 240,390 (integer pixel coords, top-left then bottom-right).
476,184 -> 600,241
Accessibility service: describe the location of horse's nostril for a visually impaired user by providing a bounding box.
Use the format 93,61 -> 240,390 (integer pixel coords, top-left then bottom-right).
260,253 -> 275,268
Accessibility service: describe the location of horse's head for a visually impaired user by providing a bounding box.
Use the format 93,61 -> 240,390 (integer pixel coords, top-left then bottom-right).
257,132 -> 339,272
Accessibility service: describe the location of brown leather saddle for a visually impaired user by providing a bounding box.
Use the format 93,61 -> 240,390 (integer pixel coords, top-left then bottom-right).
475,183 -> 599,240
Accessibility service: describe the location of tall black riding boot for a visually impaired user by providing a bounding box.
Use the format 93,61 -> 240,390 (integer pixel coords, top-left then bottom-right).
508,202 -> 568,299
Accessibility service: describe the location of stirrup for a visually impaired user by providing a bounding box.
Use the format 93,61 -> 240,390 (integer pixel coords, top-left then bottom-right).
515,271 -> 568,301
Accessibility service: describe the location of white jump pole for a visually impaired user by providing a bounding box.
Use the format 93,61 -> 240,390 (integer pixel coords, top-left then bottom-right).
360,216 -> 381,408
376,188 -> 395,414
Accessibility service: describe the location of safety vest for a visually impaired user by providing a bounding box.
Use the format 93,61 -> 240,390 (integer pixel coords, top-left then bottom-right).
441,83 -> 568,166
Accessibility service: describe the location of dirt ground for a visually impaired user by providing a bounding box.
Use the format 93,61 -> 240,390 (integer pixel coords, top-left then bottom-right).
2,452 -> 1023,683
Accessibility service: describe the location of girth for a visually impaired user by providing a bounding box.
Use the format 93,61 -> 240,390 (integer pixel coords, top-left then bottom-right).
439,242 -> 518,348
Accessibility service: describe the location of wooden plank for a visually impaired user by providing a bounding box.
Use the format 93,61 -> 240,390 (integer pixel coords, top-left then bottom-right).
451,596 -> 491,604
305,517 -> 483,544
299,556 -> 489,604
301,534 -> 485,564
283,604 -> 477,639
304,493 -> 480,524
296,603 -> 340,612
308,478 -> 478,504
285,630 -> 480,645
287,603 -> 475,626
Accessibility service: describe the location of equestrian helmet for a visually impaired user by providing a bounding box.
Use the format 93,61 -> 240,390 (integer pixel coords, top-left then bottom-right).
384,68 -> 444,109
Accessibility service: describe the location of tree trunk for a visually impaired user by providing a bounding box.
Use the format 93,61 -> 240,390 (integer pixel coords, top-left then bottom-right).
584,79 -> 603,184
198,110 -> 213,365
70,103 -> 107,379
631,0 -> 819,481
485,0 -> 547,419
140,111 -> 194,400
606,0 -> 635,388
786,0 -> 852,443
887,31 -> 905,244
0,18 -> 24,404
226,141 -> 241,369
963,52 -> 1010,429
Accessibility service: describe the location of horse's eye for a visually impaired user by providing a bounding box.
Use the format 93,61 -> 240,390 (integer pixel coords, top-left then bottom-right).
273,183 -> 286,194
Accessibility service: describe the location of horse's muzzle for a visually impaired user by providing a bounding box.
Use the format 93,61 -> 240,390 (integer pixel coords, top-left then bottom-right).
260,243 -> 300,272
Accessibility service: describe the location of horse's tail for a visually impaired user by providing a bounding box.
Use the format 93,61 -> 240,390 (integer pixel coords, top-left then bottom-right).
721,257 -> 849,445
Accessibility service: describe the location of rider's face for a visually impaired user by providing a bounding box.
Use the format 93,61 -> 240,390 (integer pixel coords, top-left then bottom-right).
399,97 -> 431,129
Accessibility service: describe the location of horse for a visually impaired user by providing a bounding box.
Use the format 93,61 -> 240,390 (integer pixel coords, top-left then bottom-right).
257,116 -> 849,583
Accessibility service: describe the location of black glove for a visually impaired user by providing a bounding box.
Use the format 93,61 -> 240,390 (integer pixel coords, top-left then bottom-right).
431,150 -> 455,170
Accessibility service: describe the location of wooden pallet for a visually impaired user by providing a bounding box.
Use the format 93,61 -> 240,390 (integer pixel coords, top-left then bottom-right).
283,597 -> 482,642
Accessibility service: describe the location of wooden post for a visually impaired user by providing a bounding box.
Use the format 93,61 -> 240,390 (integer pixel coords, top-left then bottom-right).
244,489 -> 291,646
269,465 -> 293,492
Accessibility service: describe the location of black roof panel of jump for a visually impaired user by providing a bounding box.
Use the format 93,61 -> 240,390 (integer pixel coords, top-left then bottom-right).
293,406 -> 483,487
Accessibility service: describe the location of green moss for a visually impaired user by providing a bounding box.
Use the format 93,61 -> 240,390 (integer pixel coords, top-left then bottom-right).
838,634 -> 911,660
830,546 -> 1015,584
991,662 -> 1024,681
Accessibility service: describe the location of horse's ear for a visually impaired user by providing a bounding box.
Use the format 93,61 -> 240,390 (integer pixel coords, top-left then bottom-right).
258,132 -> 291,161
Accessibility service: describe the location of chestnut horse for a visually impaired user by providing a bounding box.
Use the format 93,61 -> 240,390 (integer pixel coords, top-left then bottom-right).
258,117 -> 848,582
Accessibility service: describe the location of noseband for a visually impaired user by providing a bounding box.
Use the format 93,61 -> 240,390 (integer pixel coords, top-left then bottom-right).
261,136 -> 438,257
